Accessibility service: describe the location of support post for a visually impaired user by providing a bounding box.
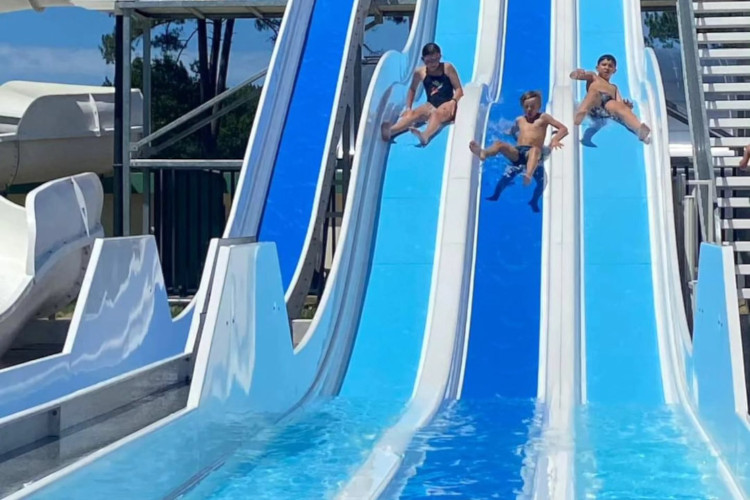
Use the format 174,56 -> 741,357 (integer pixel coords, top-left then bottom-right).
122,11 -> 132,236
113,15 -> 124,236
142,20 -> 152,235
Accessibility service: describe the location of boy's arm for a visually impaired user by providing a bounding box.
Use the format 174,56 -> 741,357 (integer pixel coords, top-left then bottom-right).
569,68 -> 595,82
405,68 -> 424,109
543,114 -> 569,148
508,118 -> 520,138
445,63 -> 464,102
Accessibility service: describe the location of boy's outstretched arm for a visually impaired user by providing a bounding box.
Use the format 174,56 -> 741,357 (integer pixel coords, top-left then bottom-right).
445,63 -> 464,102
569,68 -> 595,81
544,114 -> 569,149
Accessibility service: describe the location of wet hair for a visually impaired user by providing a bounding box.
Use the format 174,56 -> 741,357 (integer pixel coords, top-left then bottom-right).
422,43 -> 441,58
520,90 -> 542,105
597,54 -> 617,67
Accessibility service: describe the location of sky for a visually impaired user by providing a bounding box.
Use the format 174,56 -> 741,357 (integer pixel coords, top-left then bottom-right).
0,6 -> 409,87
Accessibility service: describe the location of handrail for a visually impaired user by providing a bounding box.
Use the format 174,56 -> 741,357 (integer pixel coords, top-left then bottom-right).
676,0 -> 716,243
130,68 -> 268,153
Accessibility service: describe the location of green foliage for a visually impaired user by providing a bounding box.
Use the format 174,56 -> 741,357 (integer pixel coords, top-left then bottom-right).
100,18 -> 263,159
643,11 -> 679,48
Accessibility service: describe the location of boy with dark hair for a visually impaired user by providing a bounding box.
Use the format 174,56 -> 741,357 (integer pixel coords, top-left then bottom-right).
381,42 -> 464,146
569,54 -> 651,143
469,90 -> 568,190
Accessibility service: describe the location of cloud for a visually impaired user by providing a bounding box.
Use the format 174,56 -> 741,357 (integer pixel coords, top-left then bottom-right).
0,43 -> 110,84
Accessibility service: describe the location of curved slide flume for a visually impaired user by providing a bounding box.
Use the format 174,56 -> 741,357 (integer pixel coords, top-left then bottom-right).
7,1 -> 442,498
572,0 -> 738,496
0,0 -> 366,494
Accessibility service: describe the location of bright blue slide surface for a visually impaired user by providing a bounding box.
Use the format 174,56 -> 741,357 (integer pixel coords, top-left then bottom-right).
156,3 -> 484,498
578,0 -> 660,406
257,0 -> 355,288
387,2 -> 552,497
575,1 -> 728,497
461,0 -> 550,400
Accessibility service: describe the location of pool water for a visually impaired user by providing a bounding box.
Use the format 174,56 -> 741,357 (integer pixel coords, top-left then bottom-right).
180,397 -> 401,500
384,397 -> 542,499
575,404 -> 729,499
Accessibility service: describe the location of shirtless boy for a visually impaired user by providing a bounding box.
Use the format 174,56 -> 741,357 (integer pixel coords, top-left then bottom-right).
381,42 -> 463,146
469,90 -> 568,186
570,54 -> 651,144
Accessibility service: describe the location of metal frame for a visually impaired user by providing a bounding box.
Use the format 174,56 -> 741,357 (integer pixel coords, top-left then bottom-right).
676,0 -> 717,244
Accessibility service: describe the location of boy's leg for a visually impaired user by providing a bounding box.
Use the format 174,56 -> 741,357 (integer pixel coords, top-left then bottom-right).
522,147 -> 542,186
605,101 -> 651,143
469,140 -> 520,163
410,100 -> 456,146
382,103 -> 432,141
740,144 -> 750,169
574,90 -> 603,125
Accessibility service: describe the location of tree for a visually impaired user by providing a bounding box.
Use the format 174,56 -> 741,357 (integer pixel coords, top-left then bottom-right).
643,10 -> 679,48
100,18 -> 261,159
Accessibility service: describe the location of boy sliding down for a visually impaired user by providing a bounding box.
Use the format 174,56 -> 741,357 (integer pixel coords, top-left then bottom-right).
381,42 -> 463,146
570,54 -> 651,143
469,90 -> 568,187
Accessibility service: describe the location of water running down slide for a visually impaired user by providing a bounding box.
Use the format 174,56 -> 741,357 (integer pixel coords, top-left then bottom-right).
574,0 -> 736,496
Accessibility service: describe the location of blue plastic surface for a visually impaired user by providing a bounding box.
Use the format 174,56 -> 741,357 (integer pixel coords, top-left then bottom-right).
339,0 -> 481,401
578,0 -> 662,405
461,0 -> 551,399
258,0 -> 357,289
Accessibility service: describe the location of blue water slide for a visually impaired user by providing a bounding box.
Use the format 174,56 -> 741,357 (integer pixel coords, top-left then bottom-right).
7,1 -> 445,497
0,0 -> 319,425
228,0 -> 365,299
573,0 -> 735,497
382,0 -> 553,497
461,0 -> 551,400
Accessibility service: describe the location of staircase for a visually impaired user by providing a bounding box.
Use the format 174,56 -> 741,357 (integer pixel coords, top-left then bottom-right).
693,0 -> 750,300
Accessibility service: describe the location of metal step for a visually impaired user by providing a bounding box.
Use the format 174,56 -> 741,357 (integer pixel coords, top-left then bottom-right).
700,48 -> 750,60
709,118 -> 750,129
730,241 -> 750,252
717,177 -> 750,188
722,218 -> 750,229
711,137 -> 750,147
706,100 -> 750,111
703,83 -> 750,93
715,157 -> 744,167
741,289 -> 750,300
694,1 -> 750,13
698,32 -> 750,44
736,264 -> 750,275
697,17 -> 750,29
703,65 -> 750,77
718,198 -> 750,208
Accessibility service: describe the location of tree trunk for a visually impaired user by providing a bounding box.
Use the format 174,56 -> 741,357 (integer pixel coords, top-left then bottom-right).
197,19 -> 218,157
212,19 -> 235,139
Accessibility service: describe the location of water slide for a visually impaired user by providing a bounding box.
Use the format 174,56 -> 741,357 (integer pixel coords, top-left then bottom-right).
0,0 -> 367,490
570,0 -> 744,496
0,82 -> 143,357
4,0 -> 491,497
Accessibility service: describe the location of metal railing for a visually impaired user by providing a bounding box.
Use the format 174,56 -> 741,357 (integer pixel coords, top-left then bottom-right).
676,0 -> 718,244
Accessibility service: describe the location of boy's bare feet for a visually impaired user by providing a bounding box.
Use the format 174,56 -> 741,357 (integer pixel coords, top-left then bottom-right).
469,140 -> 487,160
381,122 -> 392,142
638,123 -> 651,144
409,127 -> 427,146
